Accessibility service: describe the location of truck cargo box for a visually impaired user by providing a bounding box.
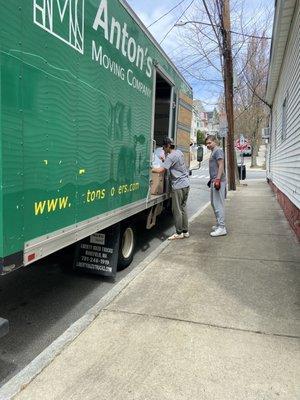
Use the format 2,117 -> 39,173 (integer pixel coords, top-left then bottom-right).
0,0 -> 193,273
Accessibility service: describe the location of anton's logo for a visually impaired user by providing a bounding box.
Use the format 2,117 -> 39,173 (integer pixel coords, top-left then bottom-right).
33,0 -> 85,54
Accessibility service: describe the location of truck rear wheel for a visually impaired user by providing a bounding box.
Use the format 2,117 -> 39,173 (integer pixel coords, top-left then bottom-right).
117,224 -> 135,271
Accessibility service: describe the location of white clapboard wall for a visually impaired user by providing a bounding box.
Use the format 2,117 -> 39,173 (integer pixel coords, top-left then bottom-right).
267,0 -> 300,209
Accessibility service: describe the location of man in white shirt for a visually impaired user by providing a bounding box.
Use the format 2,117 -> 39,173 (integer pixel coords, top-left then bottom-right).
152,137 -> 190,240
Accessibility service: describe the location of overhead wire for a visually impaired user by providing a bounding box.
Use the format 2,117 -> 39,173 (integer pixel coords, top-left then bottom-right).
147,0 -> 188,28
175,20 -> 272,39
145,1 -> 270,108
160,0 -> 195,44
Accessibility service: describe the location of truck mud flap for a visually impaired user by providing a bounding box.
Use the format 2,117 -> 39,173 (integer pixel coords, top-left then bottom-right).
0,318 -> 9,338
73,223 -> 121,279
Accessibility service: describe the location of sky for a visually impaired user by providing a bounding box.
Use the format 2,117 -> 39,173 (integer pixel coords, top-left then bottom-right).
126,0 -> 274,110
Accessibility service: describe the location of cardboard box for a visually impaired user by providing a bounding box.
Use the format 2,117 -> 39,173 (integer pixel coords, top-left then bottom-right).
151,172 -> 165,195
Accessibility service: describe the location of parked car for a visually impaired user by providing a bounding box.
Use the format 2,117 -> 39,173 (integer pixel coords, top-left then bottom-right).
243,144 -> 252,156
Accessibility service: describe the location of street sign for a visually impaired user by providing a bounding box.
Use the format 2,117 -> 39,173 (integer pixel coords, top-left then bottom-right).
235,138 -> 248,152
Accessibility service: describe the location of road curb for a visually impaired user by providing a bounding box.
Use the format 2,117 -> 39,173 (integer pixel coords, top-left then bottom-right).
0,202 -> 210,400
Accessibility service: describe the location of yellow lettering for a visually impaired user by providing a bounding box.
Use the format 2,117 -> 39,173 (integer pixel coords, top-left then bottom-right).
59,196 -> 69,209
87,190 -> 91,202
34,196 -> 70,216
34,201 -> 46,216
85,188 -> 106,202
47,198 -> 58,212
90,191 -> 96,202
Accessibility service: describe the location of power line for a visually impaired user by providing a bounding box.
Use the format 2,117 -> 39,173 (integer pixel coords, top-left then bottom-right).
175,20 -> 272,39
147,0 -> 188,28
160,0 -> 195,44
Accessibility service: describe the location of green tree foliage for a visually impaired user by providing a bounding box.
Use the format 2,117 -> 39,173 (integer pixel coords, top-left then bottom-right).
197,130 -> 206,145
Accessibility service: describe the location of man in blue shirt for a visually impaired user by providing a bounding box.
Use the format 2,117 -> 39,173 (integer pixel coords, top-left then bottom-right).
152,137 -> 190,240
205,135 -> 227,237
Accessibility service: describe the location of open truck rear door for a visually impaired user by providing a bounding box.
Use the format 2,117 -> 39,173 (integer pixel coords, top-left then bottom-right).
176,92 -> 193,169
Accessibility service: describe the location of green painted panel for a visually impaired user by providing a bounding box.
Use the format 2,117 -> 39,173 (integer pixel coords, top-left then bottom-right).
0,50 -> 3,256
0,0 -> 192,259
0,1 -> 24,256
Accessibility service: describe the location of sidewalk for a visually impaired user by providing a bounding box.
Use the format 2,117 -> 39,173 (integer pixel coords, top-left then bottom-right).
190,150 -> 210,169
242,157 -> 266,171
12,182 -> 300,399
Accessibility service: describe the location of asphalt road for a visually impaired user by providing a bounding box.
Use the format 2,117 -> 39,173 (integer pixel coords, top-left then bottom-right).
0,162 -> 212,387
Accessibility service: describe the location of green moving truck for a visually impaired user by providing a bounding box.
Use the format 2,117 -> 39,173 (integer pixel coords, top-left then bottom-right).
0,0 -> 193,276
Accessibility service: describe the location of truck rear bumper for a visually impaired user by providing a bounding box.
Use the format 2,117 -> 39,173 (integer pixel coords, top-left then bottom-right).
0,318 -> 9,338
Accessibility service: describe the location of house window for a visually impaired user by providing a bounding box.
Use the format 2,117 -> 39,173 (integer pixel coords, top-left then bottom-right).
281,95 -> 288,140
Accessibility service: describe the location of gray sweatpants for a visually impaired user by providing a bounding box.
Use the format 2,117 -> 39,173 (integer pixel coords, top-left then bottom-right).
211,182 -> 226,228
172,187 -> 190,234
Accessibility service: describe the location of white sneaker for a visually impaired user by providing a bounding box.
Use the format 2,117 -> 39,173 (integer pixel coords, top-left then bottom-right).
183,232 -> 190,238
168,233 -> 184,240
212,225 -> 218,231
210,227 -> 227,237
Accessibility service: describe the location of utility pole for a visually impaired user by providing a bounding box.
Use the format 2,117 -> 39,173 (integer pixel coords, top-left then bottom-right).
220,0 -> 236,190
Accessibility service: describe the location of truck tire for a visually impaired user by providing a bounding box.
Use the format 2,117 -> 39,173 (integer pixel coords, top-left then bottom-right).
117,224 -> 135,271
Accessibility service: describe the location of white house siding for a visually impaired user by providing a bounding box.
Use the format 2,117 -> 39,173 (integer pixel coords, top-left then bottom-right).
268,2 -> 300,210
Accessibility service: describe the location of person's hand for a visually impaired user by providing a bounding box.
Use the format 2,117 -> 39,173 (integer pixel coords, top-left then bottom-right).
214,179 -> 221,190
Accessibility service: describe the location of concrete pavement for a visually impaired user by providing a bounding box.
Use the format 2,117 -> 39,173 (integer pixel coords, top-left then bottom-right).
12,181 -> 300,400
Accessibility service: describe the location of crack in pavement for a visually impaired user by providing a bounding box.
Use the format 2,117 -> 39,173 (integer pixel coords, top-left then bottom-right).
105,308 -> 300,340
